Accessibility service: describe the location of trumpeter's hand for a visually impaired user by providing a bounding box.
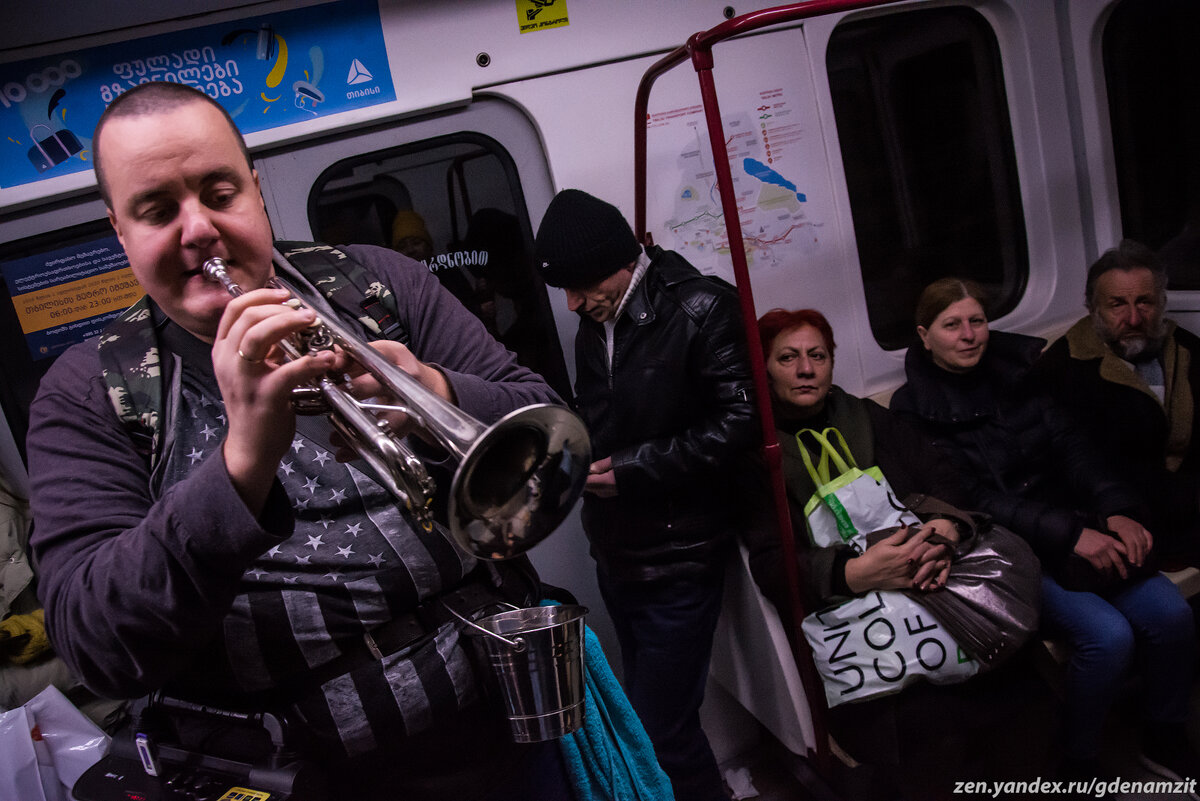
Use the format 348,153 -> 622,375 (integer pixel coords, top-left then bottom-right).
330,339 -> 454,462
213,287 -> 339,513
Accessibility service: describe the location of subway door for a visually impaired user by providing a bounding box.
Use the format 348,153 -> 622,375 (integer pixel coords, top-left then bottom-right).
250,97 -> 619,655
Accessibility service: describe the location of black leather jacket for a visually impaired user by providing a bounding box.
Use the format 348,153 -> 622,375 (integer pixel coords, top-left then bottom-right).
573,247 -> 757,582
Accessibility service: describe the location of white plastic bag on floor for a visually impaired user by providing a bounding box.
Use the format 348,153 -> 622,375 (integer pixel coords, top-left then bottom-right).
0,684 -> 110,801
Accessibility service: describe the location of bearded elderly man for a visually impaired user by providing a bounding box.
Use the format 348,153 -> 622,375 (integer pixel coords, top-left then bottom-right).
25,81 -> 577,800
1035,239 -> 1200,566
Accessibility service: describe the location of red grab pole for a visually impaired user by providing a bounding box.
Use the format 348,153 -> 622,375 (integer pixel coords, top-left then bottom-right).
632,0 -> 909,777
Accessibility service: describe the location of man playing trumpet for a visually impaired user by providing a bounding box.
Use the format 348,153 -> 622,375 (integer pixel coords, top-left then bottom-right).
26,82 -> 576,800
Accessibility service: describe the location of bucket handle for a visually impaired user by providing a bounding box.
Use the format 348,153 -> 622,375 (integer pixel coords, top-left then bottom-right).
444,602 -> 528,652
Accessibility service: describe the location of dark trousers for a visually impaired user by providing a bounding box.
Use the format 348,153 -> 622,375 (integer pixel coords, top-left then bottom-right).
336,701 -> 575,801
598,569 -> 731,801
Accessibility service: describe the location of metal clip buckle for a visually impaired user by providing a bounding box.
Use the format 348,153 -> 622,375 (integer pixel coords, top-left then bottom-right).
363,629 -> 384,661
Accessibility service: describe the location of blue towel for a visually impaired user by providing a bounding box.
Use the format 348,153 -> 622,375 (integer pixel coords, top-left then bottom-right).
558,625 -> 676,801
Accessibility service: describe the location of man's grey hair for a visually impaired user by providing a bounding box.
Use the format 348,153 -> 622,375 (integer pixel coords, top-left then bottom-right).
1084,239 -> 1168,311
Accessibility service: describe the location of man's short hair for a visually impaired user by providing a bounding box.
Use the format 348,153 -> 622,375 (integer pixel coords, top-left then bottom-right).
1085,239 -> 1167,311
93,82 -> 253,209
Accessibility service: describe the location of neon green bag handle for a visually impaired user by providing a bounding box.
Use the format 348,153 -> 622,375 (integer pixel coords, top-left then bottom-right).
796,428 -> 865,544
795,427 -> 857,486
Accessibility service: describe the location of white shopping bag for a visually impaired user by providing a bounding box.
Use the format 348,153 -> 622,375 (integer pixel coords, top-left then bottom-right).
796,428 -> 918,550
0,685 -> 110,801
794,428 -> 977,706
801,589 -> 979,707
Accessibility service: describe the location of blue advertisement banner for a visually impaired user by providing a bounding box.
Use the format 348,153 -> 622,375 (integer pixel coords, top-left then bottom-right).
0,0 -> 394,190
1,232 -> 141,360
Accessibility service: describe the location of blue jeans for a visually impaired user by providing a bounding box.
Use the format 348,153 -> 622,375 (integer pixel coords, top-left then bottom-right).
1040,572 -> 1195,759
598,569 -> 730,801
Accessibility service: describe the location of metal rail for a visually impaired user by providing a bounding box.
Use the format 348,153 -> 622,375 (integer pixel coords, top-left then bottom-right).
632,0 -> 909,777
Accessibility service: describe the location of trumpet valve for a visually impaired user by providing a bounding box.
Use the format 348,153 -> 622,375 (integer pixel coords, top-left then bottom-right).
298,326 -> 335,352
290,386 -> 329,415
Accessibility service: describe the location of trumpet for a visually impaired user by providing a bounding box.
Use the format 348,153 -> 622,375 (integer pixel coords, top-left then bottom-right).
202,250 -> 591,561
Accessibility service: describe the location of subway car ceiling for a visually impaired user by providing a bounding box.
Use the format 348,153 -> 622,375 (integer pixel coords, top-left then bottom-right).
1,0 -> 1198,483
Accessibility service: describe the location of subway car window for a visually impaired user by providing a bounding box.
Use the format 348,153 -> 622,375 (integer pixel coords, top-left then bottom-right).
1103,0 -> 1200,289
308,134 -> 571,397
827,7 -> 1028,350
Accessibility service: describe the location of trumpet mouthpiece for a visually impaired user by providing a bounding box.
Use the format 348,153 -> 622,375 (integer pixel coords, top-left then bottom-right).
202,258 -> 244,297
202,257 -> 228,278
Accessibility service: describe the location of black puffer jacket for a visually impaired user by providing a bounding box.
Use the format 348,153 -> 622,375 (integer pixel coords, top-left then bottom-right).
890,331 -> 1142,574
573,246 -> 757,582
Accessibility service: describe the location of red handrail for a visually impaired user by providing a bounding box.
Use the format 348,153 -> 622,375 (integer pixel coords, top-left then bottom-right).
632,0 -> 909,777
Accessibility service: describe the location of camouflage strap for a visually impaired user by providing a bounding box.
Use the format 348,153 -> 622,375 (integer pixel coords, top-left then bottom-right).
99,242 -> 407,469
275,242 -> 407,344
98,295 -> 162,459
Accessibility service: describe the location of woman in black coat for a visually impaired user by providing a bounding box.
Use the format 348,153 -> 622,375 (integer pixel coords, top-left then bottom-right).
891,278 -> 1197,781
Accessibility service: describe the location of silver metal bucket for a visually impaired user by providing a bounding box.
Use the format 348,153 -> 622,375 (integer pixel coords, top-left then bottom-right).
459,604 -> 588,742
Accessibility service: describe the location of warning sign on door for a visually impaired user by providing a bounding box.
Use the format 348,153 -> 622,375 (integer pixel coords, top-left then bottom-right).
516,0 -> 569,33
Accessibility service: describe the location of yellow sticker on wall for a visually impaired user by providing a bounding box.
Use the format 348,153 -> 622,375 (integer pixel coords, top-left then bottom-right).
516,0 -> 569,33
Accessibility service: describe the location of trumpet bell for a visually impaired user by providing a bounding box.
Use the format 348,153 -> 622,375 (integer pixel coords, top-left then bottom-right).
451,404 -> 591,560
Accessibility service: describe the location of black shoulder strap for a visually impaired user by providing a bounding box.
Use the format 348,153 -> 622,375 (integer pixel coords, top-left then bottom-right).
275,242 -> 408,344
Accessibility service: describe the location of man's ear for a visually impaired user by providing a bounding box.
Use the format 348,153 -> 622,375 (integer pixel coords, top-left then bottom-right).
107,208 -> 125,249
252,168 -> 269,212
252,169 -> 275,235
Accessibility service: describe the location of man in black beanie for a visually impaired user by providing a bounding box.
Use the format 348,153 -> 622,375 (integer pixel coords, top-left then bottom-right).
535,189 -> 757,801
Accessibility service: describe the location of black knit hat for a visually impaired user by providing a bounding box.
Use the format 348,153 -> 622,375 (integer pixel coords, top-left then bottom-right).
534,189 -> 642,288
